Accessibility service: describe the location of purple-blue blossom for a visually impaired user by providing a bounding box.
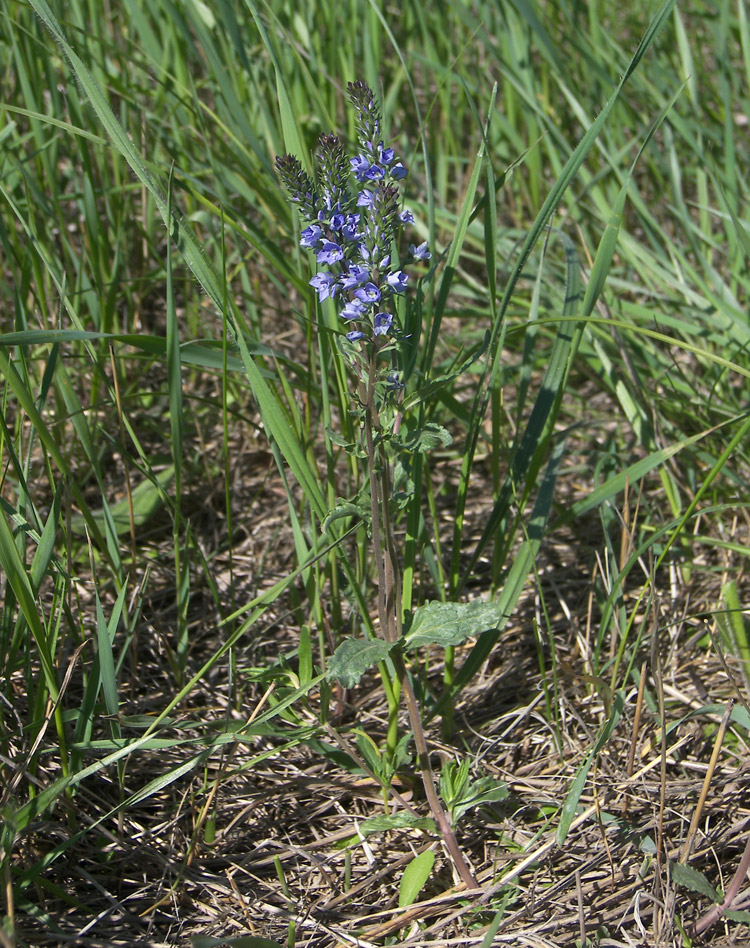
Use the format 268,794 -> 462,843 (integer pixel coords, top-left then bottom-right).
386,270 -> 408,294
300,223 -> 323,248
310,272 -> 337,301
317,241 -> 345,264
410,241 -> 431,261
351,155 -> 371,181
373,312 -> 393,336
341,216 -> 361,241
276,81 -> 428,345
378,144 -> 395,164
354,282 -> 381,305
340,264 -> 370,289
341,299 -> 367,321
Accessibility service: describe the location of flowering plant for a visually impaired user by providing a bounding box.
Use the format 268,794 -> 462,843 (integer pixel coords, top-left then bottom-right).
276,80 -> 429,355
276,81 -> 479,889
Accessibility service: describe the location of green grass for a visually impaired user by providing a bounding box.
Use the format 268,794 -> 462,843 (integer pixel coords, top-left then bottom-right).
1,0 -> 750,945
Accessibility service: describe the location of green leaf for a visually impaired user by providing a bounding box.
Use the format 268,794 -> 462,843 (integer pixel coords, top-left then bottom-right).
440,759 -> 471,807
397,423 -> 453,454
399,850 -> 435,907
354,813 -> 436,838
69,466 -> 175,536
405,599 -> 508,650
0,498 -> 58,701
326,637 -> 395,688
557,691 -> 624,844
451,776 -> 509,825
322,500 -> 370,534
670,861 -> 719,901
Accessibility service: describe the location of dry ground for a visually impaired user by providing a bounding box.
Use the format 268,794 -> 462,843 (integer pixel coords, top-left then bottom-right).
3,354 -> 750,948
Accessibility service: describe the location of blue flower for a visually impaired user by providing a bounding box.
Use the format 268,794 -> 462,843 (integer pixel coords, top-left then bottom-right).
354,282 -> 381,305
300,223 -> 323,248
378,144 -> 395,165
317,241 -> 345,264
341,299 -> 367,321
310,271 -> 337,301
410,241 -> 431,261
278,82 -> 427,355
386,270 -> 408,294
340,264 -> 370,290
341,215 -> 361,241
351,155 -> 371,181
373,312 -> 393,336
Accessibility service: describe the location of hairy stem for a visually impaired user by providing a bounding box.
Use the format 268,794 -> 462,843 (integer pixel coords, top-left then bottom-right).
362,341 -> 477,889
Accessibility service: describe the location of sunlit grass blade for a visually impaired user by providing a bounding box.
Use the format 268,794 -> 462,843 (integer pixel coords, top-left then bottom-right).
26,0 -> 330,525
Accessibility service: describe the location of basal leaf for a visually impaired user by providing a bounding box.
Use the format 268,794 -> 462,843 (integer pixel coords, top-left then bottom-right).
451,777 -> 509,825
405,599 -> 508,650
355,813 -> 436,837
326,637 -> 394,688
670,860 -> 719,901
399,850 -> 435,907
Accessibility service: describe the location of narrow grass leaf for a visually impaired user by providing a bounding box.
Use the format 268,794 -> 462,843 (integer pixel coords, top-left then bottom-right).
422,85 -> 496,373
445,433 -> 567,707
27,0 -> 327,521
0,501 -> 58,700
243,0 -> 307,165
557,691 -> 624,844
95,584 -> 127,726
459,261 -> 579,590
449,0 -> 679,587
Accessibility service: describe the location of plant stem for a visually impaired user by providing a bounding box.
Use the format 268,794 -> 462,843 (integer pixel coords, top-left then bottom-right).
361,341 -> 478,889
391,648 -> 478,888
693,834 -> 750,937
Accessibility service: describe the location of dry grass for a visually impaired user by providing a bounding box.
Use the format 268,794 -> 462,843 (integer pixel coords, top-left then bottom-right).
5,365 -> 750,948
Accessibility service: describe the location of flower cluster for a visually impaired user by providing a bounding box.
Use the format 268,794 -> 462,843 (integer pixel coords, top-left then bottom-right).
275,80 -> 430,345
